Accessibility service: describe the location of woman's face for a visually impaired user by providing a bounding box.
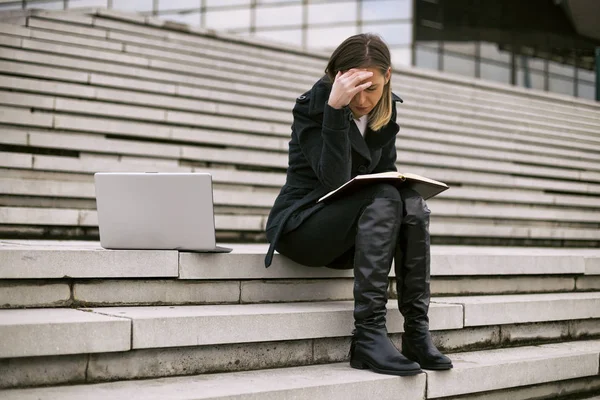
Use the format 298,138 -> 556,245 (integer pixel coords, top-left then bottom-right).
348,66 -> 391,119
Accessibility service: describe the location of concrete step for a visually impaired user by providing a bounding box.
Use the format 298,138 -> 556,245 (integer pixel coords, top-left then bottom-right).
3,172 -> 600,222
400,128 -> 600,168
0,301 -> 462,358
2,291 -> 600,357
2,241 -> 598,280
3,119 -> 600,183
0,308 -> 130,358
3,144 -> 600,201
3,149 -> 600,207
3,210 -> 600,246
2,242 -> 599,308
3,175 -> 600,211
2,317 -> 599,389
432,292 -> 600,326
7,274 -> 598,309
0,152 -> 286,187
2,340 -> 600,399
0,206 -> 266,232
3,205 -> 600,241
398,69 -> 600,121
404,89 -> 600,132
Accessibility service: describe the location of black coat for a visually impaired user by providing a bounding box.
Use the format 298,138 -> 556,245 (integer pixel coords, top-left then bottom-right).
264,76 -> 403,267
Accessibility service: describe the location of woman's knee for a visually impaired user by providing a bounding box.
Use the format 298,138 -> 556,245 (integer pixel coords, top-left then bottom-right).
369,183 -> 402,202
359,183 -> 403,223
400,188 -> 430,224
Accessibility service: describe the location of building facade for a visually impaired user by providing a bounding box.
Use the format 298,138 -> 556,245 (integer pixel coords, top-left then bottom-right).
2,0 -> 597,101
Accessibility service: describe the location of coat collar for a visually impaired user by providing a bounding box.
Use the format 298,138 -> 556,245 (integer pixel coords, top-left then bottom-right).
307,77 -> 401,164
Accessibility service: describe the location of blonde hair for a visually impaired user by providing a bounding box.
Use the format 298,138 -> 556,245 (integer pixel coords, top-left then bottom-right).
325,33 -> 393,131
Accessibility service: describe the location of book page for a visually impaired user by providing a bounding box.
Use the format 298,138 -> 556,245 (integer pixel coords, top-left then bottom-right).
402,173 -> 448,188
355,171 -> 404,180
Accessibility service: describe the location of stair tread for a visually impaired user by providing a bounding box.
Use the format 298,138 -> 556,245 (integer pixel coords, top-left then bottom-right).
2,340 -> 599,399
2,240 -> 599,279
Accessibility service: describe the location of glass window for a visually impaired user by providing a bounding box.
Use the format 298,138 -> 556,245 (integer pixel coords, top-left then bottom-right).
0,2 -> 23,10
25,0 -> 65,9
68,0 -> 109,8
517,56 -> 546,73
480,61 -> 510,84
256,4 -> 302,27
254,28 -> 302,46
158,0 -> 200,12
527,56 -> 545,72
361,22 -> 411,46
205,7 -> 251,30
480,42 -> 510,63
391,46 -> 411,67
112,0 -> 153,12
415,45 -> 438,70
158,11 -> 201,26
578,67 -> 595,82
548,60 -> 574,77
530,71 -> 545,91
205,0 -> 251,6
307,25 -> 357,49
419,41 -> 439,49
308,1 -> 356,25
362,0 -> 411,21
443,42 -> 476,56
443,52 -> 475,77
549,76 -> 574,96
577,81 -> 595,100
517,68 -> 544,90
257,0 -> 300,4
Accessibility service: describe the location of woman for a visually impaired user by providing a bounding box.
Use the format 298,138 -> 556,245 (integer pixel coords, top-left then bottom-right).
264,34 -> 452,376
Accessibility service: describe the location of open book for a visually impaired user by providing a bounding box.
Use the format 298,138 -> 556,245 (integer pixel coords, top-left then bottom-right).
318,171 -> 449,203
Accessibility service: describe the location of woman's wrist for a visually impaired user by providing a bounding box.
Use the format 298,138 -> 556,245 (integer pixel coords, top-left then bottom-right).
323,102 -> 351,129
327,100 -> 342,109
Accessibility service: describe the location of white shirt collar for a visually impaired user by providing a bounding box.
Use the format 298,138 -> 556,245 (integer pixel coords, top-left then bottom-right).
353,115 -> 368,136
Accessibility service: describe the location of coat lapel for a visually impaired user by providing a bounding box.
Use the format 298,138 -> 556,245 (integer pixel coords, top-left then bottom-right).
348,119 -> 372,163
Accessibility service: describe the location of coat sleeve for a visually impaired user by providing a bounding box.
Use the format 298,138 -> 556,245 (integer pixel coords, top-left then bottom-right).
293,101 -> 353,191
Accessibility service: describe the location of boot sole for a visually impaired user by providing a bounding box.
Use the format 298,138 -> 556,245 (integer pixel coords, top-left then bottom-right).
419,363 -> 453,370
402,348 -> 454,371
350,360 -> 423,376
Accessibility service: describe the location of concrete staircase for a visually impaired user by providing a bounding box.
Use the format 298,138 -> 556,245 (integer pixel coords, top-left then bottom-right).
0,8 -> 599,399
1,241 -> 600,398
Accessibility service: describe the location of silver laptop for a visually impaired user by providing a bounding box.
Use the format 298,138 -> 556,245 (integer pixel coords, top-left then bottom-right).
94,172 -> 232,253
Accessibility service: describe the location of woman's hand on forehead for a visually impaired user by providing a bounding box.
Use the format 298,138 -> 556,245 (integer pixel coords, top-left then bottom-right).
328,69 -> 373,109
341,68 -> 373,81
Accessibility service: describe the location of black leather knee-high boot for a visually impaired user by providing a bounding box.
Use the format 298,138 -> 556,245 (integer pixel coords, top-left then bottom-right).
349,197 -> 422,376
395,191 -> 452,370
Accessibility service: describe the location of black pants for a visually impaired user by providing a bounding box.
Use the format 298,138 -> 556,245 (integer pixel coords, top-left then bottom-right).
276,183 -> 429,269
